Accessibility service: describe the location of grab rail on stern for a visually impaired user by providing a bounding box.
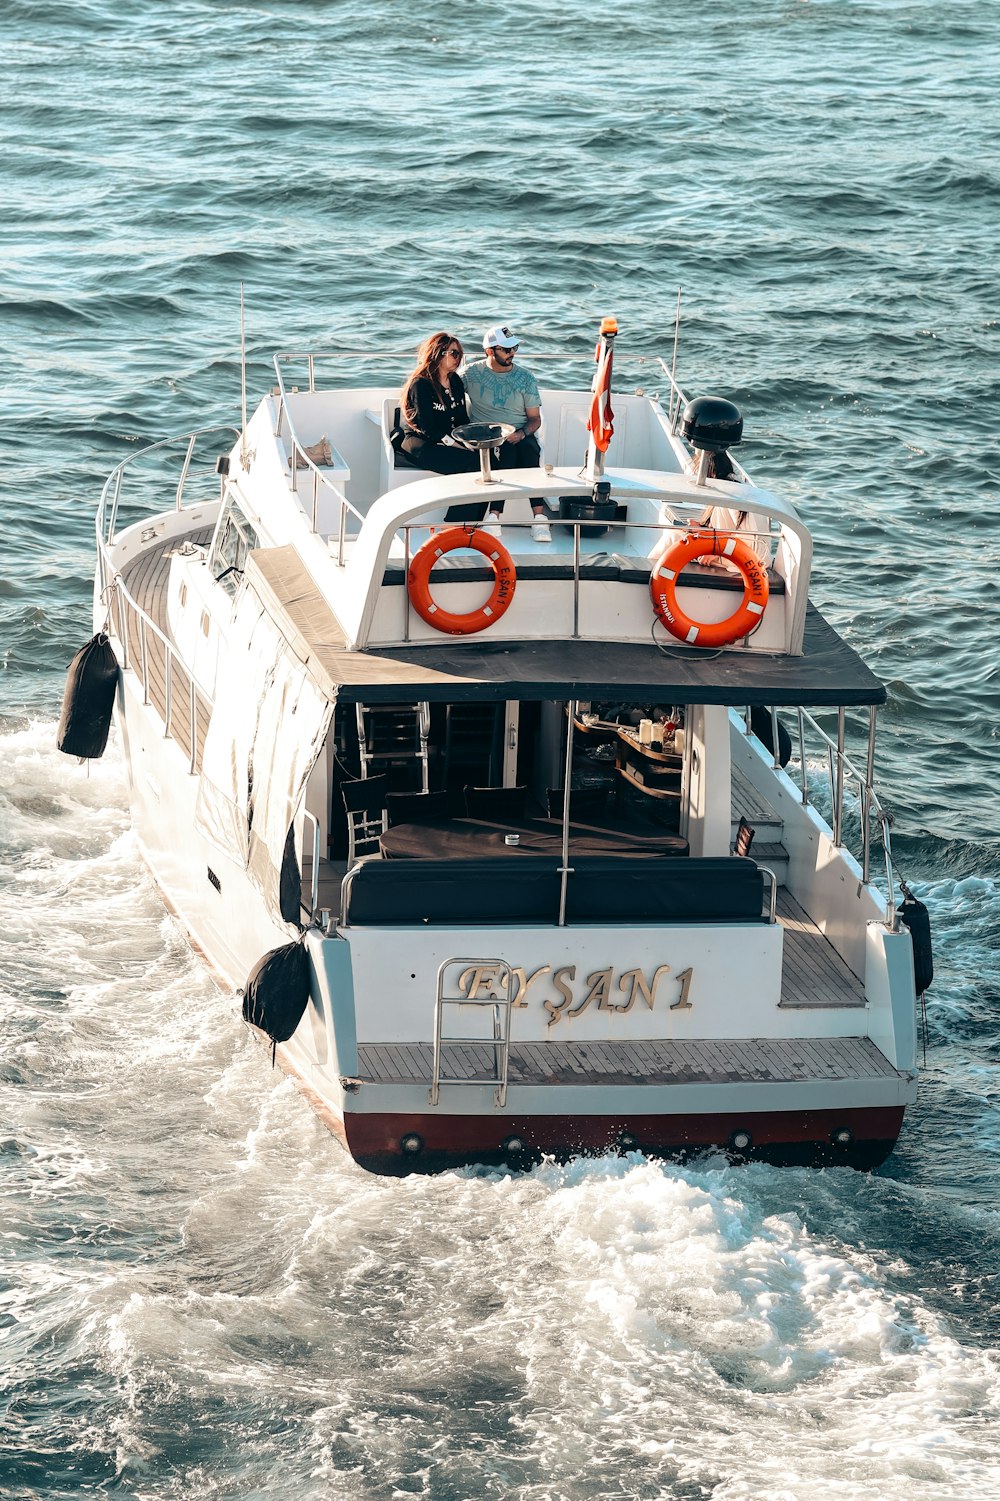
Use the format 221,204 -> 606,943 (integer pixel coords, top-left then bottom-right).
430,957 -> 513,1109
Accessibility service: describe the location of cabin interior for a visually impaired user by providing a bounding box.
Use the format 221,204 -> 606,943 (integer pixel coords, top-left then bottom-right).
296,690 -> 782,937
315,697 -> 684,852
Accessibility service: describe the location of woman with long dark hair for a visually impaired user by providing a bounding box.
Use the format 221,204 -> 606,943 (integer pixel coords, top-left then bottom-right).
399,333 -> 479,474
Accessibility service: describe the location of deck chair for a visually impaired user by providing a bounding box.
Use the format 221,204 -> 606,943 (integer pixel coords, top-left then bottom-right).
546,786 -> 611,821
735,816 -> 756,857
464,785 -> 529,820
340,775 -> 389,864
385,789 -> 455,827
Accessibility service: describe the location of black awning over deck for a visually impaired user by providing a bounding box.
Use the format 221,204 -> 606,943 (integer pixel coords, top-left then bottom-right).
247,547 -> 886,708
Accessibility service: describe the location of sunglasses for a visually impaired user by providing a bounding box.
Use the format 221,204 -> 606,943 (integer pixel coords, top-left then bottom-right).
447,347 -> 463,357
494,344 -> 518,353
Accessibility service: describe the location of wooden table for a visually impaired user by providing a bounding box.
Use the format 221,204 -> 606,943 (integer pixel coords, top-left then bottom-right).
380,815 -> 689,861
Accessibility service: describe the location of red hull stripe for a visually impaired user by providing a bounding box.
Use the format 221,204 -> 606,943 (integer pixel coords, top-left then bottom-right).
344,1106 -> 904,1158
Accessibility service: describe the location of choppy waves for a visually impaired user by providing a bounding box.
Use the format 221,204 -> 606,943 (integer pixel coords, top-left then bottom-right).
2,724 -> 1000,1497
4,0 -> 1000,1493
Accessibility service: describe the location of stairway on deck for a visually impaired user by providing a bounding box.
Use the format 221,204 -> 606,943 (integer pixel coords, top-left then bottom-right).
731,766 -> 787,882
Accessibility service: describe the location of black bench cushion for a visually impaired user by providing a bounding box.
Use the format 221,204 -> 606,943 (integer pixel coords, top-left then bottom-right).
344,855 -> 764,926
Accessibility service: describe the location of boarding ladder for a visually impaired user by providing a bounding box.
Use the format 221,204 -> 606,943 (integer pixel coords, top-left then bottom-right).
430,958 -> 513,1108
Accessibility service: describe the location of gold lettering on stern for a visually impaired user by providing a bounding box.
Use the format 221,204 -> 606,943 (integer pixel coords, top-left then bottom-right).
670,966 -> 694,1010
567,967 -> 614,1018
616,965 -> 672,1012
510,965 -> 552,1008
544,966 -> 576,1027
456,965 -> 506,999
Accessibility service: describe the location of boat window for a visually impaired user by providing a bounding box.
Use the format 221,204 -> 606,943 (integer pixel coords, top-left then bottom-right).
209,495 -> 259,593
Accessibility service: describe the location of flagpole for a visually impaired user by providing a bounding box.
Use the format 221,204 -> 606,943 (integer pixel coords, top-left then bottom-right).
584,316 -> 618,480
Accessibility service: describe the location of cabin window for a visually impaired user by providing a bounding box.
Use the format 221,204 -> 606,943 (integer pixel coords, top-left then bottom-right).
209,495 -> 259,593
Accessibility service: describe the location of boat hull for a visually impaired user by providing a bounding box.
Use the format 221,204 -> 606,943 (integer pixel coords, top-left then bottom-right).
336,1104 -> 906,1175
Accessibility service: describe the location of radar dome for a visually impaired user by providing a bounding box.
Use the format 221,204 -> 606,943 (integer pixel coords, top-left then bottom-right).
681,396 -> 744,452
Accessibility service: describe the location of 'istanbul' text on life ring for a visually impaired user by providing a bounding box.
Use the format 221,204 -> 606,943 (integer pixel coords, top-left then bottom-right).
407,526 -> 517,635
650,530 -> 769,647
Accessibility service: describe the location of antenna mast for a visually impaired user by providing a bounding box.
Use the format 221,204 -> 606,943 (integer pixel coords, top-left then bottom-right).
239,283 -> 255,471
669,288 -> 682,431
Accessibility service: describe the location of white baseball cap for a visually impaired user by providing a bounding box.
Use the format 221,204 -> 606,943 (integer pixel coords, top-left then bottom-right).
483,324 -> 520,349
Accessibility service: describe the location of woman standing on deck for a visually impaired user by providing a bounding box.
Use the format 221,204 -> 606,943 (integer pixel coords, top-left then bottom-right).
399,333 -> 479,474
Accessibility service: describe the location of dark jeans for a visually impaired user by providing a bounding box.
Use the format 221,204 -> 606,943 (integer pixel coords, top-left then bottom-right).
399,436 -> 480,476
445,434 -> 542,522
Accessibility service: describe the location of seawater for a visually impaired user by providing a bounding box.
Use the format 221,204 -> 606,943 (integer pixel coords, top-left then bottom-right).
2,1 -> 999,1496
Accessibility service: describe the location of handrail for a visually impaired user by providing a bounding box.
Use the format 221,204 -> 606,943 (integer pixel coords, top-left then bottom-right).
270,358 -> 372,556
302,809 -> 321,923
340,864 -> 361,928
743,705 -> 897,926
271,344 -> 686,552
274,347 -> 673,383
397,511 -> 788,651
96,424 -> 332,931
760,866 -> 779,924
96,425 -> 239,560
105,571 -> 213,743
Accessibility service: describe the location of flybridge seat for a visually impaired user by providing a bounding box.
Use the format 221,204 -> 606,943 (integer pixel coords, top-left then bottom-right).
377,397 -> 547,494
378,399 -> 437,491
342,855 -> 765,927
382,552 -> 787,592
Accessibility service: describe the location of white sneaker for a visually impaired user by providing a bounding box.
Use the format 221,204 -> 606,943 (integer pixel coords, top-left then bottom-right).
481,519 -> 502,538
530,521 -> 552,543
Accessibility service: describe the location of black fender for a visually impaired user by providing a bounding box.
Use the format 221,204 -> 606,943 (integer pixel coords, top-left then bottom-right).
898,894 -> 933,996
242,939 -> 311,1049
57,633 -> 119,759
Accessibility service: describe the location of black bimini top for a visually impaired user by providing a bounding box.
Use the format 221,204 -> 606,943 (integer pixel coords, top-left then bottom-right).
247,547 -> 886,709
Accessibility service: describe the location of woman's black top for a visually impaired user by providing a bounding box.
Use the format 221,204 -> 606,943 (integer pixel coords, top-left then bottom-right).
402,372 -> 467,443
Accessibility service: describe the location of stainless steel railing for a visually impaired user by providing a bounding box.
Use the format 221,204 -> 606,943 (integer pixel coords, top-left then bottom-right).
398,512 -> 780,645
273,345 -> 672,393
270,346 -> 683,562
302,809 -> 321,920
741,704 -> 897,925
97,425 -> 238,560
95,427 -> 239,769
95,423 -> 329,925
270,358 -> 369,566
105,576 -> 205,777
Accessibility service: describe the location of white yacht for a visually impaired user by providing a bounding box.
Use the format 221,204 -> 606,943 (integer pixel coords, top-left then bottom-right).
66,321 -> 930,1174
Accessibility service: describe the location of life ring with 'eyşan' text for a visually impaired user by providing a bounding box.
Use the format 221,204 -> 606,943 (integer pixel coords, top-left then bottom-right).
650,530 -> 769,648
407,526 -> 516,635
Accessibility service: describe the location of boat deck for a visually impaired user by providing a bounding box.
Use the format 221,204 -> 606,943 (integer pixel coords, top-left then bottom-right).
117,530 -> 214,772
120,534 -> 867,1013
356,1034 -> 896,1088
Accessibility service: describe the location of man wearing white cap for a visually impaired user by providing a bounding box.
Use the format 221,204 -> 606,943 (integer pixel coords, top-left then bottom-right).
459,324 -> 551,542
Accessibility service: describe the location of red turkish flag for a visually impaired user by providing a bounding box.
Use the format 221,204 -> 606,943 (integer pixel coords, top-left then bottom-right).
587,317 -> 618,452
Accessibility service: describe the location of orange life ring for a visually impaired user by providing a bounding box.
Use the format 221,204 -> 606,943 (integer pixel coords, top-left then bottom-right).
650,530 -> 769,647
407,526 -> 517,635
